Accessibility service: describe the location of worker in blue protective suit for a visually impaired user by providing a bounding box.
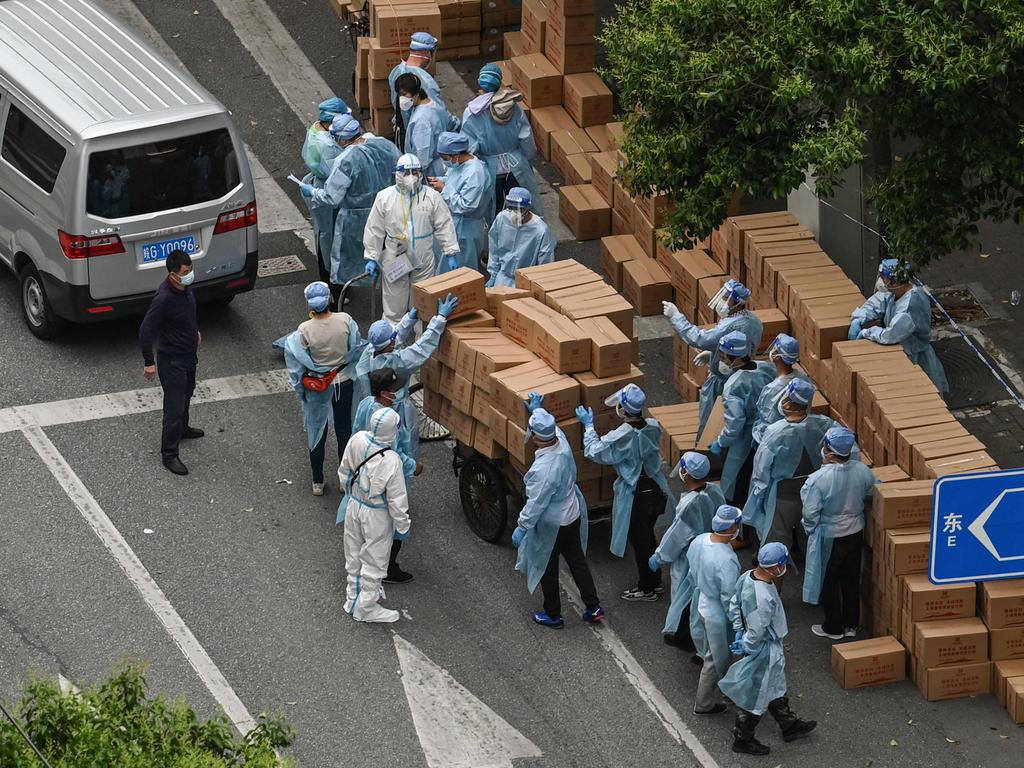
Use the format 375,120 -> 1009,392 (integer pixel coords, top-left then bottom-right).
577,384 -> 676,601
462,63 -> 542,219
276,282 -> 365,496
663,279 -> 764,441
486,188 -> 555,287
801,427 -> 879,640
743,378 -> 855,565
650,452 -> 727,650
719,543 -> 817,756
426,132 -> 491,273
707,331 -> 775,505
687,505 -> 742,715
300,99 -> 351,300
354,293 -> 460,459
388,32 -> 457,148
752,334 -> 811,445
512,398 -> 605,628
850,258 -> 949,394
352,367 -> 423,585
395,72 -> 449,180
300,115 -> 402,302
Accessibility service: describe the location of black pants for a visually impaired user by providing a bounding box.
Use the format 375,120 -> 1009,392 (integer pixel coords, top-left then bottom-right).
389,539 -> 403,574
729,443 -> 757,508
629,478 -> 665,592
494,172 -> 521,217
821,530 -> 863,634
316,244 -> 343,311
157,351 -> 197,461
540,517 -> 600,618
308,380 -> 354,484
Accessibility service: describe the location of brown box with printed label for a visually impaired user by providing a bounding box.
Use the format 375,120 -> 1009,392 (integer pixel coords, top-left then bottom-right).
915,660 -> 991,701
575,316 -> 631,378
515,258 -> 602,300
902,574 -> 975,621
510,53 -> 563,108
529,105 -> 577,160
562,72 -> 613,127
412,267 -> 486,320
914,617 -> 989,669
491,359 -> 580,426
884,527 -> 931,575
600,235 -> 644,290
982,580 -> 1024,629
559,184 -> 611,240
622,256 -> 672,316
831,636 -> 906,689
498,297 -> 591,373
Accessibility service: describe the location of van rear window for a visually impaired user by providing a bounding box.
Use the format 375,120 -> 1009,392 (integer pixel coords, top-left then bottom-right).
1,105 -> 66,193
87,128 -> 240,219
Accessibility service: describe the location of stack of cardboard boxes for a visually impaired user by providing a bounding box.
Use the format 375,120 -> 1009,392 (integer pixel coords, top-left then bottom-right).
438,0 -> 483,60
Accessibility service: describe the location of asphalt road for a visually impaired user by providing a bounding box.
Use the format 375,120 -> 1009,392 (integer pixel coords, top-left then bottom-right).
0,1 -> 1020,767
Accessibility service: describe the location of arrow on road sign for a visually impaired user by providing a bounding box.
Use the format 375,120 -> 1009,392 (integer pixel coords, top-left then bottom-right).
967,488 -> 1024,561
394,634 -> 542,768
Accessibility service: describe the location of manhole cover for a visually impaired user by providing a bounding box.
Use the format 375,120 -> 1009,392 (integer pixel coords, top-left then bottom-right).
930,287 -> 989,326
933,335 -> 1014,409
257,254 -> 306,278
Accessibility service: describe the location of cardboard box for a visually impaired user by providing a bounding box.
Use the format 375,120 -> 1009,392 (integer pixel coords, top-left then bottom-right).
412,267 -> 486,320
884,527 -> 930,575
491,359 -> 580,426
982,580 -> 1024,629
751,309 -> 789,354
622,256 -> 672,316
498,297 -> 591,373
515,258 -> 602,300
586,123 -> 619,153
990,626 -> 1024,661
544,279 -> 617,313
600,234 -> 644,290
510,53 -> 563,108
551,126 -> 598,179
831,636 -> 906,689
573,365 -> 645,412
557,291 -> 635,338
914,617 -> 989,668
563,152 -> 593,186
902,574 -> 976,621
547,0 -> 595,16
764,252 -> 836,300
559,184 -> 611,240
434,327 -> 502,368
505,418 -> 537,464
485,285 -> 532,320
562,72 -> 613,127
447,310 -> 496,330
873,464 -> 910,483
631,207 -> 657,258
373,3 -> 443,47
449,372 -> 475,415
725,211 -> 798,277
1007,676 -> 1024,721
924,451 -> 998,479
520,0 -> 547,51
993,660 -> 1024,706
896,422 -> 970,474
471,338 -> 538,393
664,248 -> 723,318
915,661 -> 991,702
575,317 -> 631,377
589,151 -> 621,206
441,400 -> 476,445
543,20 -> 595,74
612,180 -> 635,227
528,105 -> 576,160
911,436 -> 988,479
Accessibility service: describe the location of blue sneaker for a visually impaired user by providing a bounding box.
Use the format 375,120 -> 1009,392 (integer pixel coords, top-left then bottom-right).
532,611 -> 565,629
582,606 -> 606,624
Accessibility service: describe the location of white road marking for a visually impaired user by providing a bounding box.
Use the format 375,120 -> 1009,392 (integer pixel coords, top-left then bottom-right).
21,424 -> 257,735
561,572 -> 723,768
0,370 -> 291,434
95,0 -> 311,238
393,634 -> 542,768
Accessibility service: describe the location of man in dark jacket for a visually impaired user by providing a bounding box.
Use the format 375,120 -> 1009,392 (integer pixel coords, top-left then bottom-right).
139,250 -> 203,475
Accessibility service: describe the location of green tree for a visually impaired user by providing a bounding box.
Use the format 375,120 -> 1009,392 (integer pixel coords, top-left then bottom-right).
0,664 -> 297,767
601,0 -> 1024,267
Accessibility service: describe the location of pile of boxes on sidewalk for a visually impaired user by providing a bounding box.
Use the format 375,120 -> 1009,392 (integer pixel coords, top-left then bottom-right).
412,263 -> 642,507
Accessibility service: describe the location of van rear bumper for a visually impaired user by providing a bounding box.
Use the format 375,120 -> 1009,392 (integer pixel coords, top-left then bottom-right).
44,250 -> 259,322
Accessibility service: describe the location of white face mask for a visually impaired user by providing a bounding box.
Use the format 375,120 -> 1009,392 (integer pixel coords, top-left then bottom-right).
715,300 -> 730,318
777,398 -> 788,417
718,361 -> 734,377
397,173 -> 420,192
507,209 -> 524,227
178,270 -> 195,286
728,528 -> 741,541
399,95 -> 415,112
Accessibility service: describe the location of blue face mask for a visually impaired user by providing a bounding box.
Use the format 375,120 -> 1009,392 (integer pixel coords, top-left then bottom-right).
178,270 -> 195,287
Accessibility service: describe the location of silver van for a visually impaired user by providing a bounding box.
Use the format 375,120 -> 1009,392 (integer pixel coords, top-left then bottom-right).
0,0 -> 258,338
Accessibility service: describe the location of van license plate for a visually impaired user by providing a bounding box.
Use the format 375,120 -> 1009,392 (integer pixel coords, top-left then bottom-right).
141,235 -> 198,264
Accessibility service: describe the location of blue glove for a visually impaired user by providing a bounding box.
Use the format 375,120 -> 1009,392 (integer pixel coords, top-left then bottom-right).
394,529 -> 411,541
847,319 -> 862,340
485,275 -> 496,288
447,255 -> 458,272
408,308 -> 418,321
525,392 -> 544,413
730,630 -> 745,656
511,526 -> 526,548
365,260 -> 378,280
438,293 -> 459,318
574,405 -> 595,429
299,182 -> 314,198
709,441 -> 724,457
648,554 -> 661,573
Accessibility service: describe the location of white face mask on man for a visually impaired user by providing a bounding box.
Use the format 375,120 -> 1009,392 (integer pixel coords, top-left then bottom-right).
397,173 -> 420,192
718,360 -> 735,377
715,300 -> 730,318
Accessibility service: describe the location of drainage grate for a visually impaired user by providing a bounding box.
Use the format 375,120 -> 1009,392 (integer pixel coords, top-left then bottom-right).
933,336 -> 1013,409
930,287 -> 989,326
257,254 -> 306,278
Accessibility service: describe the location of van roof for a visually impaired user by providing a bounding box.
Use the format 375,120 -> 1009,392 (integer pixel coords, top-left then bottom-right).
0,0 -> 224,143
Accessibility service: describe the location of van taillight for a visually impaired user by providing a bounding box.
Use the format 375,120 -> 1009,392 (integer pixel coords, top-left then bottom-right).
58,230 -> 125,259
214,201 -> 258,234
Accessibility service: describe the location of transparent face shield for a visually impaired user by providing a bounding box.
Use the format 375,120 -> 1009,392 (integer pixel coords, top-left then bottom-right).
395,169 -> 422,192
505,202 -> 529,227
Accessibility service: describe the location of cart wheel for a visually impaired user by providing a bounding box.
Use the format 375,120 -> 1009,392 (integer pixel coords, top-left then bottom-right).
459,455 -> 508,542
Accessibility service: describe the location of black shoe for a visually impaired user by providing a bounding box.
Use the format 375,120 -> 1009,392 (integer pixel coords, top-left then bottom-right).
663,633 -> 696,651
732,738 -> 770,756
163,457 -> 189,475
694,703 -> 728,715
782,719 -> 817,742
383,569 -> 413,584
182,427 -> 205,439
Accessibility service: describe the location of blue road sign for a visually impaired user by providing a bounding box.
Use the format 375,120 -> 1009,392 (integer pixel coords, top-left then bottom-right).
930,468 -> 1024,584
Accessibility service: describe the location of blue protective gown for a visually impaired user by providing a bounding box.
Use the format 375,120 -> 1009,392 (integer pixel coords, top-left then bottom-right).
742,414 -> 853,543
719,571 -> 789,716
582,419 -> 677,557
800,461 -> 879,604
656,483 -> 728,634
751,366 -> 812,445
275,321 -> 364,450
669,310 -> 764,440
515,429 -> 589,593
351,395 -> 418,479
853,286 -> 949,393
687,533 -> 742,677
461,102 -> 541,224
302,124 -> 344,265
389,62 -> 457,131
310,136 -> 401,284
354,311 -> 447,458
715,364 -> 775,500
439,157 -> 491,273
406,100 -> 449,179
487,212 -> 555,287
